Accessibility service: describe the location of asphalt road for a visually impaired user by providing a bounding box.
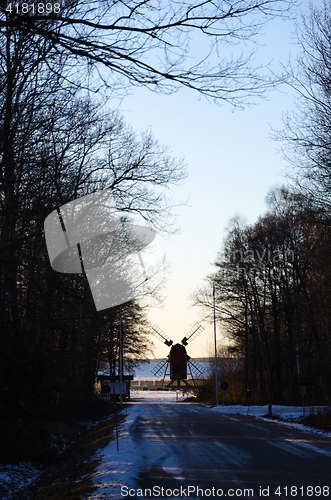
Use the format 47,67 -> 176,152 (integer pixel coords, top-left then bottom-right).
129,403 -> 331,499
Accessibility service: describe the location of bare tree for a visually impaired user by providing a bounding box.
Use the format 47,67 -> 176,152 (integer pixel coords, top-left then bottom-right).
193,189 -> 331,404
276,0 -> 331,211
0,0 -> 293,106
0,23 -> 185,453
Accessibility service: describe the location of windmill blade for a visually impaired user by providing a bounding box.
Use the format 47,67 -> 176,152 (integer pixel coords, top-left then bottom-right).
181,323 -> 204,346
188,359 -> 205,376
149,324 -> 173,347
151,358 -> 169,377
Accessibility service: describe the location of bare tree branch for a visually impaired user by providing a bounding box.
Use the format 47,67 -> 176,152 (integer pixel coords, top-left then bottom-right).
0,0 -> 293,105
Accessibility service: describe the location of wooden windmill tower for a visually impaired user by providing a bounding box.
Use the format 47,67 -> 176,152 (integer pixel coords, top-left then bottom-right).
150,323 -> 205,387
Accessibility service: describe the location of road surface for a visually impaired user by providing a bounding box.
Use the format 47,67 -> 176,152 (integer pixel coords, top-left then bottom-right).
127,402 -> 331,499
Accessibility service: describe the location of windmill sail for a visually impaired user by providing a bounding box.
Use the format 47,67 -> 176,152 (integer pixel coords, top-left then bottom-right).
188,359 -> 204,376
181,323 -> 204,346
150,324 -> 173,347
151,358 -> 169,377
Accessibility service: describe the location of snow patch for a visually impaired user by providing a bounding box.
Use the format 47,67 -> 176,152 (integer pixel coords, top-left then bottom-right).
209,404 -> 331,438
130,389 -> 194,403
0,462 -> 42,499
88,405 -> 143,499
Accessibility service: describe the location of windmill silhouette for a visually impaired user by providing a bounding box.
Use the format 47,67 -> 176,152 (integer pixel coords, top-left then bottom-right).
150,323 -> 205,387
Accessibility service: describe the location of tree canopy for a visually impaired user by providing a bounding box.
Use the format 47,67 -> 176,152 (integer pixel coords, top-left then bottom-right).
194,188 -> 331,404
276,0 -> 331,210
1,0 -> 292,105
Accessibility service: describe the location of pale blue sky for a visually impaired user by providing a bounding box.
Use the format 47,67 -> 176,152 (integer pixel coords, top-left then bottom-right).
120,1 -> 316,359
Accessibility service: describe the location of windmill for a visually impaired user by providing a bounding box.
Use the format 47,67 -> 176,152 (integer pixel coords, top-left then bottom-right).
150,323 -> 205,387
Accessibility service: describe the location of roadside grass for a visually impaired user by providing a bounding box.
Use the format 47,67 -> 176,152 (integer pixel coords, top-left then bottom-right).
301,408 -> 331,432
10,411 -> 126,500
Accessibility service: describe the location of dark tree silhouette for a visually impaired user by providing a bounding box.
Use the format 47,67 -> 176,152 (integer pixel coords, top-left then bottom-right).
276,0 -> 331,211
0,24 -> 182,456
193,189 -> 331,405
1,0 -> 292,105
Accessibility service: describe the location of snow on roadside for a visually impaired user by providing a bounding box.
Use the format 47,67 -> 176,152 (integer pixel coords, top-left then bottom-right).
208,404 -> 331,438
130,389 -> 178,403
0,462 -> 42,499
87,405 -> 143,499
87,404 -> 183,499
88,390 -> 190,499
130,389 -> 193,403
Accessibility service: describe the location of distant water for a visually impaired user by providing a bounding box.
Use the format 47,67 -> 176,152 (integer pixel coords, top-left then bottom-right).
132,359 -> 211,380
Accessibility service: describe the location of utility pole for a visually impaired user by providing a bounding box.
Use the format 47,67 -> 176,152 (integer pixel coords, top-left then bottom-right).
213,282 -> 219,405
119,305 -> 123,408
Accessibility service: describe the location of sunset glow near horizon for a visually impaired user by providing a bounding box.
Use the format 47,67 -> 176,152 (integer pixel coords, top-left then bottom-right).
118,0 -> 319,360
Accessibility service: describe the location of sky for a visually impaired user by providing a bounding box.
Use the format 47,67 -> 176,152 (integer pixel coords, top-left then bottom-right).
118,1 -> 315,360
